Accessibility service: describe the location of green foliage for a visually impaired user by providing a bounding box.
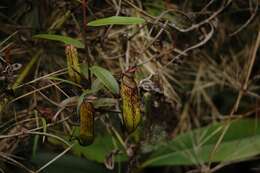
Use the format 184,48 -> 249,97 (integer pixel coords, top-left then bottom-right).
142,119 -> 260,167
144,1 -> 192,29
66,128 -> 126,163
92,98 -> 117,109
31,151 -> 111,173
48,76 -> 82,88
32,111 -> 40,158
87,16 -> 145,26
1,0 -> 259,172
33,34 -> 84,48
72,131 -> 115,162
90,65 -> 119,94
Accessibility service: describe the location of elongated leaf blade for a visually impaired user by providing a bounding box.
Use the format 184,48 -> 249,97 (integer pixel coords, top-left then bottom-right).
88,16 -> 145,26
90,66 -> 119,94
142,119 -> 260,167
41,117 -> 47,143
33,34 -> 84,48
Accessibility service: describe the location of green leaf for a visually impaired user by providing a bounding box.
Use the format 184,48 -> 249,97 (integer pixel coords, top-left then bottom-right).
31,152 -> 111,173
33,34 -> 84,48
163,12 -> 192,30
47,129 -> 127,163
69,130 -> 127,163
143,2 -> 192,29
76,92 -> 88,116
48,76 -> 82,88
88,16 -> 145,26
80,63 -> 89,79
72,131 -> 113,162
92,98 -> 118,109
76,90 -> 99,116
142,119 -> 260,167
32,111 -> 39,158
90,66 -> 119,94
41,117 -> 47,143
91,79 -> 104,94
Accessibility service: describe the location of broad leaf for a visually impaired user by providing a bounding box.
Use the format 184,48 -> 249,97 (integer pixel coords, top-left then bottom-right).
90,66 -> 119,94
31,152 -> 111,173
88,16 -> 145,26
142,119 -> 260,167
33,34 -> 84,48
72,131 -> 115,162
48,130 -> 127,163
